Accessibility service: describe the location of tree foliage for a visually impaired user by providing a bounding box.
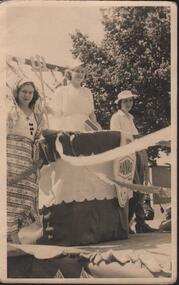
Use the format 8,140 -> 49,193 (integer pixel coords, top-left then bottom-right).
70,7 -> 170,164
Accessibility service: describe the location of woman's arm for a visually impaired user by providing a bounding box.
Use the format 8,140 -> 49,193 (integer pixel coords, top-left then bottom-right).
46,89 -> 63,116
6,103 -> 19,131
86,89 -> 101,128
89,112 -> 102,130
110,113 -> 122,131
89,111 -> 97,122
46,105 -> 56,115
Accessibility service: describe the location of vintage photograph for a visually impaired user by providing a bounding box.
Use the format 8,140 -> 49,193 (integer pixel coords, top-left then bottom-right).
0,0 -> 177,282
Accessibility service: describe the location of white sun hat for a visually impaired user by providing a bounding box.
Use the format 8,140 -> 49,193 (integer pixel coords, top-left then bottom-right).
115,90 -> 138,103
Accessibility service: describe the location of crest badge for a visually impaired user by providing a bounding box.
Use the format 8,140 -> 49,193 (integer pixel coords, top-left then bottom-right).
115,155 -> 136,207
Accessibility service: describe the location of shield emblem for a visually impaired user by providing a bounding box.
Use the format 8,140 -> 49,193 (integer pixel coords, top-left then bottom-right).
114,155 -> 136,207
116,185 -> 129,207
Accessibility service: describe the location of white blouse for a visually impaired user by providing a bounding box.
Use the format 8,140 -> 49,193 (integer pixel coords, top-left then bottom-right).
48,85 -> 94,131
110,110 -> 138,143
8,108 -> 37,141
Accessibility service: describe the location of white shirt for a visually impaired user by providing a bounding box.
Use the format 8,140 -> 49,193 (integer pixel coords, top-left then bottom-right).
110,110 -> 138,143
48,85 -> 94,131
8,109 -> 37,140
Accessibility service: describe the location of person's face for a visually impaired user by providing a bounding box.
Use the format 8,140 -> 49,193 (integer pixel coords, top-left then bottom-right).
71,69 -> 85,86
18,84 -> 34,107
121,97 -> 134,112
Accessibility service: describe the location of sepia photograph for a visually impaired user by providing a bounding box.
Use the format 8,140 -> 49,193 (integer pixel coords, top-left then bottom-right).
0,0 -> 177,283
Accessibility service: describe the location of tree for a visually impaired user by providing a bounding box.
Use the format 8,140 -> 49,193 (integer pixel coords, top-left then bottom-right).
70,7 -> 170,164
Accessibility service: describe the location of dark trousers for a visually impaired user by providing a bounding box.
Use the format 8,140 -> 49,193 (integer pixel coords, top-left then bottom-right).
129,192 -> 145,225
129,152 -> 146,225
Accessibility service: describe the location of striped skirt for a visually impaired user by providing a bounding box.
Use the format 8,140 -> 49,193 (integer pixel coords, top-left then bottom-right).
7,134 -> 40,241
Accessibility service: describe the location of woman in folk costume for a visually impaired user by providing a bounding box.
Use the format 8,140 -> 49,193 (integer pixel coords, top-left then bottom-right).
110,90 -> 155,233
47,64 -> 101,132
7,80 -> 46,243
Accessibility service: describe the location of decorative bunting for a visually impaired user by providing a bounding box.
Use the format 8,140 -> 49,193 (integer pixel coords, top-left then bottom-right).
55,127 -> 171,166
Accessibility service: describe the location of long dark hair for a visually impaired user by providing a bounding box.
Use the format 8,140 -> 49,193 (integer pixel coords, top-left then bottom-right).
15,81 -> 40,110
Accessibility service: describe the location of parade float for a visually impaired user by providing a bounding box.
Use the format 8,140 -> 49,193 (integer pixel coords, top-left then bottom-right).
6,55 -> 172,279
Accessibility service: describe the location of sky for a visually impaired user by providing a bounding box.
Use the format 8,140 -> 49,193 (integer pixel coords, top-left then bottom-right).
6,6 -> 105,67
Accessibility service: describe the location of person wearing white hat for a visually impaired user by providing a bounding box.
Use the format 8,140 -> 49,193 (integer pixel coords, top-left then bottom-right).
115,90 -> 138,101
111,90 -> 139,143
110,90 -> 156,234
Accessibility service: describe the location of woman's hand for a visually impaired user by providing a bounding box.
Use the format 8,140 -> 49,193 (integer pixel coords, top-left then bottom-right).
46,105 -> 63,119
18,222 -> 43,244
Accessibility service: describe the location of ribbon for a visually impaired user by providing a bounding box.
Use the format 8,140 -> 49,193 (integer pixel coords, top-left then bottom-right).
56,126 -> 171,166
94,172 -> 170,196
